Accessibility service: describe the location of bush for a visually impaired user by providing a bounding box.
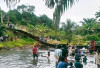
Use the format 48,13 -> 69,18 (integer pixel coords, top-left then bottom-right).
86,35 -> 99,41
97,33 -> 100,38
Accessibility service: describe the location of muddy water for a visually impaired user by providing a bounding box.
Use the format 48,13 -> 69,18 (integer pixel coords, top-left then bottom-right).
0,48 -> 97,68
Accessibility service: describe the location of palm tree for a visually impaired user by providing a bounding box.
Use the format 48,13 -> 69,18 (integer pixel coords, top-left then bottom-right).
53,6 -> 61,29
80,18 -> 96,30
62,19 -> 75,44
95,10 -> 100,21
45,0 -> 78,28
4,0 -> 20,8
80,18 -> 96,35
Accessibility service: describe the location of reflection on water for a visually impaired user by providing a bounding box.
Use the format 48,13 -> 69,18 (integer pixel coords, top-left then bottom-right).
47,58 -> 50,64
0,48 -> 97,68
0,49 -> 55,68
83,62 -> 87,65
32,59 -> 38,65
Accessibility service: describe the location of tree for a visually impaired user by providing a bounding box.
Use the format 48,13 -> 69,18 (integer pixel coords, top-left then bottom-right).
38,14 -> 53,28
4,0 -> 78,28
4,0 -> 20,8
0,9 -> 6,24
95,9 -> 100,22
6,6 -> 54,27
80,18 -> 96,30
45,0 -> 78,28
7,10 -> 21,24
0,25 -> 6,36
17,5 -> 35,14
53,6 -> 61,29
16,5 -> 36,25
28,6 -> 35,14
61,19 -> 75,44
17,5 -> 27,13
80,18 -> 96,35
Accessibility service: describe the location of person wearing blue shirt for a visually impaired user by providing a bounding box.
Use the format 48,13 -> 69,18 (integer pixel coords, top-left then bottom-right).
57,56 -> 68,68
74,59 -> 83,68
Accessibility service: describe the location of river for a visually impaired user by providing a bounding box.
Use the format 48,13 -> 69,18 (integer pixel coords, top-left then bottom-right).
0,48 -> 97,68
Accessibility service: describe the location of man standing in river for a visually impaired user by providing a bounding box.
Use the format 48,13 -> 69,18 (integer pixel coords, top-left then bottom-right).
54,44 -> 62,67
32,45 -> 38,59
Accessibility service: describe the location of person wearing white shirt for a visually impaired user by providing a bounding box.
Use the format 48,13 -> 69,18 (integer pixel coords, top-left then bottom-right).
54,44 -> 62,68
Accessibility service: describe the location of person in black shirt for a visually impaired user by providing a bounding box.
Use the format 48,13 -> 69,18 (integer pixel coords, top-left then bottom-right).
69,62 -> 75,68
61,44 -> 68,62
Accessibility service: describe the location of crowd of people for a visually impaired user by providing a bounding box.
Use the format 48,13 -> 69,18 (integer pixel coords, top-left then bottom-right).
54,44 -> 93,68
39,36 -> 60,43
0,35 -> 17,42
32,41 -> 100,68
54,44 -> 100,68
0,35 -> 8,42
6,23 -> 15,29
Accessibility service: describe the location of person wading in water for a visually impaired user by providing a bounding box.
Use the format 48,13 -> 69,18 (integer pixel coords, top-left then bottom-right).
32,45 -> 38,59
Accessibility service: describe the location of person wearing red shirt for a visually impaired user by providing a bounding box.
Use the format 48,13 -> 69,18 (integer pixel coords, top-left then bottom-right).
90,40 -> 95,55
32,45 -> 38,59
91,40 -> 95,50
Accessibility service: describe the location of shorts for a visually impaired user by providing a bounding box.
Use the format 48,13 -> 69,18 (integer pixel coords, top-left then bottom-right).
48,54 -> 50,56
89,50 -> 93,53
33,54 -> 38,58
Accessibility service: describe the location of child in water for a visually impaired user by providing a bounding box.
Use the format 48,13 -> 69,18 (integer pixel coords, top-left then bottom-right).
47,50 -> 50,58
83,56 -> 87,64
47,46 -> 50,58
69,62 -> 75,68
74,59 -> 83,68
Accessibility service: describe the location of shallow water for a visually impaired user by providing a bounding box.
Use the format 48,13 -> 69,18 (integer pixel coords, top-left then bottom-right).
0,49 -> 97,68
68,55 -> 97,68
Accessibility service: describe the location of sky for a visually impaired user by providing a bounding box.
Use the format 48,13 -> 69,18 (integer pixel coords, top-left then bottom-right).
0,0 -> 100,25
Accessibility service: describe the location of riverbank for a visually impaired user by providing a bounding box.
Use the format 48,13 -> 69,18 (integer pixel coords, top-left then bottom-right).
0,38 -> 37,50
0,39 -> 53,51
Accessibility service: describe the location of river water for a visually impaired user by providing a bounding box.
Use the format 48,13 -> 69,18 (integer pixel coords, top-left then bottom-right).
0,48 -> 97,68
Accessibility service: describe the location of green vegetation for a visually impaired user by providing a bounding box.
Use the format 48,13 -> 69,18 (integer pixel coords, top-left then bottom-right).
0,38 -> 36,48
0,25 -> 6,36
4,0 -> 78,29
0,4 -> 100,47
